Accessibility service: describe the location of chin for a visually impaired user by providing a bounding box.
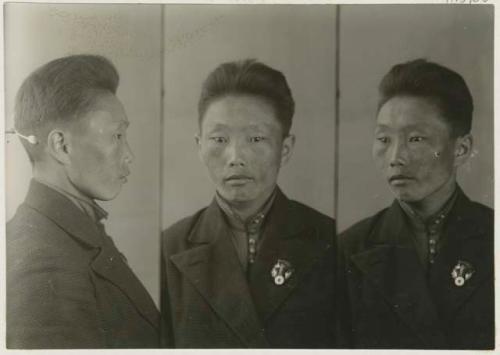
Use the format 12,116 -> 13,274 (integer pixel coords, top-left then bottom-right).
93,187 -> 122,201
391,188 -> 422,203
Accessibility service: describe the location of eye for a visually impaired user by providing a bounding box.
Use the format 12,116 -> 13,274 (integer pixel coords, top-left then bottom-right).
250,136 -> 265,143
209,136 -> 227,144
409,136 -> 425,143
376,136 -> 389,144
115,133 -> 123,140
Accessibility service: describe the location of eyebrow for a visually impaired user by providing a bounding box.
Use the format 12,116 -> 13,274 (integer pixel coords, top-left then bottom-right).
375,123 -> 429,131
206,123 -> 273,131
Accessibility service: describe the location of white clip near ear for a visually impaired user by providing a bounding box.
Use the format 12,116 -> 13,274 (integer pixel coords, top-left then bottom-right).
15,130 -> 38,145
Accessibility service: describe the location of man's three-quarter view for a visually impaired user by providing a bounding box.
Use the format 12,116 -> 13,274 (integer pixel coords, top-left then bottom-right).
338,59 -> 494,349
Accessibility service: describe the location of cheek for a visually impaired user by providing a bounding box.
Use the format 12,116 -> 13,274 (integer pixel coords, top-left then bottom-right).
201,146 -> 224,172
251,144 -> 281,173
371,145 -> 386,168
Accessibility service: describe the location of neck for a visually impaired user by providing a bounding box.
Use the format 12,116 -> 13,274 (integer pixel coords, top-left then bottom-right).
33,161 -> 93,205
220,187 -> 275,222
405,177 -> 457,219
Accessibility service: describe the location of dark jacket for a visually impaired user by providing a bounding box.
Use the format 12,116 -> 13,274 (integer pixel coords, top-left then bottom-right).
7,180 -> 159,349
338,187 -> 494,349
161,188 -> 336,348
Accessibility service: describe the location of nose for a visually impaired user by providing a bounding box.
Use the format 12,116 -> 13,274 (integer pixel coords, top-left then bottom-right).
226,139 -> 247,167
124,139 -> 134,165
388,138 -> 408,168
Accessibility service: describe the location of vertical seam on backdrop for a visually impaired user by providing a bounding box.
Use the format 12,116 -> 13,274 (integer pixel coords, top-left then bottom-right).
158,4 -> 166,305
334,5 -> 340,222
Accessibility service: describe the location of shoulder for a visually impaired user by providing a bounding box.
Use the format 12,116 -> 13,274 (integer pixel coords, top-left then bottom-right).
7,203 -> 62,253
460,197 -> 494,239
466,199 -> 493,223
287,198 -> 335,232
338,207 -> 389,254
161,207 -> 208,252
7,203 -> 93,275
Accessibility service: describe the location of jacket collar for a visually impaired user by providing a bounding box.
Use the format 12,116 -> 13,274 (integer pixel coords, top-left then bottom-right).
171,193 -> 267,347
24,179 -> 103,248
350,186 -> 491,348
170,187 -> 328,346
24,179 -> 159,330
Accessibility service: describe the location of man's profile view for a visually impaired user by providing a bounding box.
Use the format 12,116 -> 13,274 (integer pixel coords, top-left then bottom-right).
7,55 -> 159,348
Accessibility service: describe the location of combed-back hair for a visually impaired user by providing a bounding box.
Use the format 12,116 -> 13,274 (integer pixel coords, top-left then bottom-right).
198,59 -> 295,136
377,58 -> 473,137
14,54 -> 119,162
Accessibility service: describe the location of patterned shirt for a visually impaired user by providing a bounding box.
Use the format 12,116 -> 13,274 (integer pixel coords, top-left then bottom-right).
399,186 -> 458,273
216,189 -> 277,273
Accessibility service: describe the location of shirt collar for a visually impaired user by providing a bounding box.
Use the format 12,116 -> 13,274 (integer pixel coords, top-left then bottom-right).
215,188 -> 277,233
398,185 -> 458,232
34,178 -> 108,223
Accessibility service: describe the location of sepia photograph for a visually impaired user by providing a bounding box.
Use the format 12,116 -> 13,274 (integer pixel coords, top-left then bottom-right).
2,0 -> 496,352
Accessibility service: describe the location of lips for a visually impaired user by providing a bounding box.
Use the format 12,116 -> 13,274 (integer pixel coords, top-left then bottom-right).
224,174 -> 252,181
225,174 -> 253,184
388,174 -> 414,184
120,172 -> 130,183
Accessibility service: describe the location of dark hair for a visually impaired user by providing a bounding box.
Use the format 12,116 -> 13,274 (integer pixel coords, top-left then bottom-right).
377,58 -> 473,137
198,59 -> 295,136
14,54 -> 119,162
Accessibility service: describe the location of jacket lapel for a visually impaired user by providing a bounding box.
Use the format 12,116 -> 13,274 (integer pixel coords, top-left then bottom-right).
248,189 -> 332,322
24,180 -> 159,329
90,235 -> 160,329
427,189 -> 493,321
169,200 -> 268,348
350,201 -> 447,348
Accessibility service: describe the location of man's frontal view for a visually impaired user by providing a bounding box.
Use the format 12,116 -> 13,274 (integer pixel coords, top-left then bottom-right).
338,59 -> 494,349
161,59 -> 336,348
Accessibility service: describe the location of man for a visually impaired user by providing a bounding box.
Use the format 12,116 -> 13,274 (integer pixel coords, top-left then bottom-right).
160,59 -> 336,348
7,55 -> 159,348
338,59 -> 494,349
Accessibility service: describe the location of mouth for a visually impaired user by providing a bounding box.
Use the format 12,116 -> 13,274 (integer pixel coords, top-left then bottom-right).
120,174 -> 130,183
388,174 -> 415,185
225,174 -> 253,185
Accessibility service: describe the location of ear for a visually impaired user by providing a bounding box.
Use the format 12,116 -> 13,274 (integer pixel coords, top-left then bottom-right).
280,134 -> 295,167
47,129 -> 71,165
194,133 -> 203,161
454,133 -> 473,167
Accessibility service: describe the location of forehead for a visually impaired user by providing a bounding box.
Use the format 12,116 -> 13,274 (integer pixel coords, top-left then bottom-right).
202,94 -> 281,132
376,96 -> 450,132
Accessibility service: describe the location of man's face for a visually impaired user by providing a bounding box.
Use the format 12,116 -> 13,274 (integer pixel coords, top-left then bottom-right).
373,96 -> 459,203
66,93 -> 134,201
197,94 -> 294,209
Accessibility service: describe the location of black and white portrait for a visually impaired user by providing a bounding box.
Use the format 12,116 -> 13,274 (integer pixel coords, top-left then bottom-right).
3,1 -> 495,351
